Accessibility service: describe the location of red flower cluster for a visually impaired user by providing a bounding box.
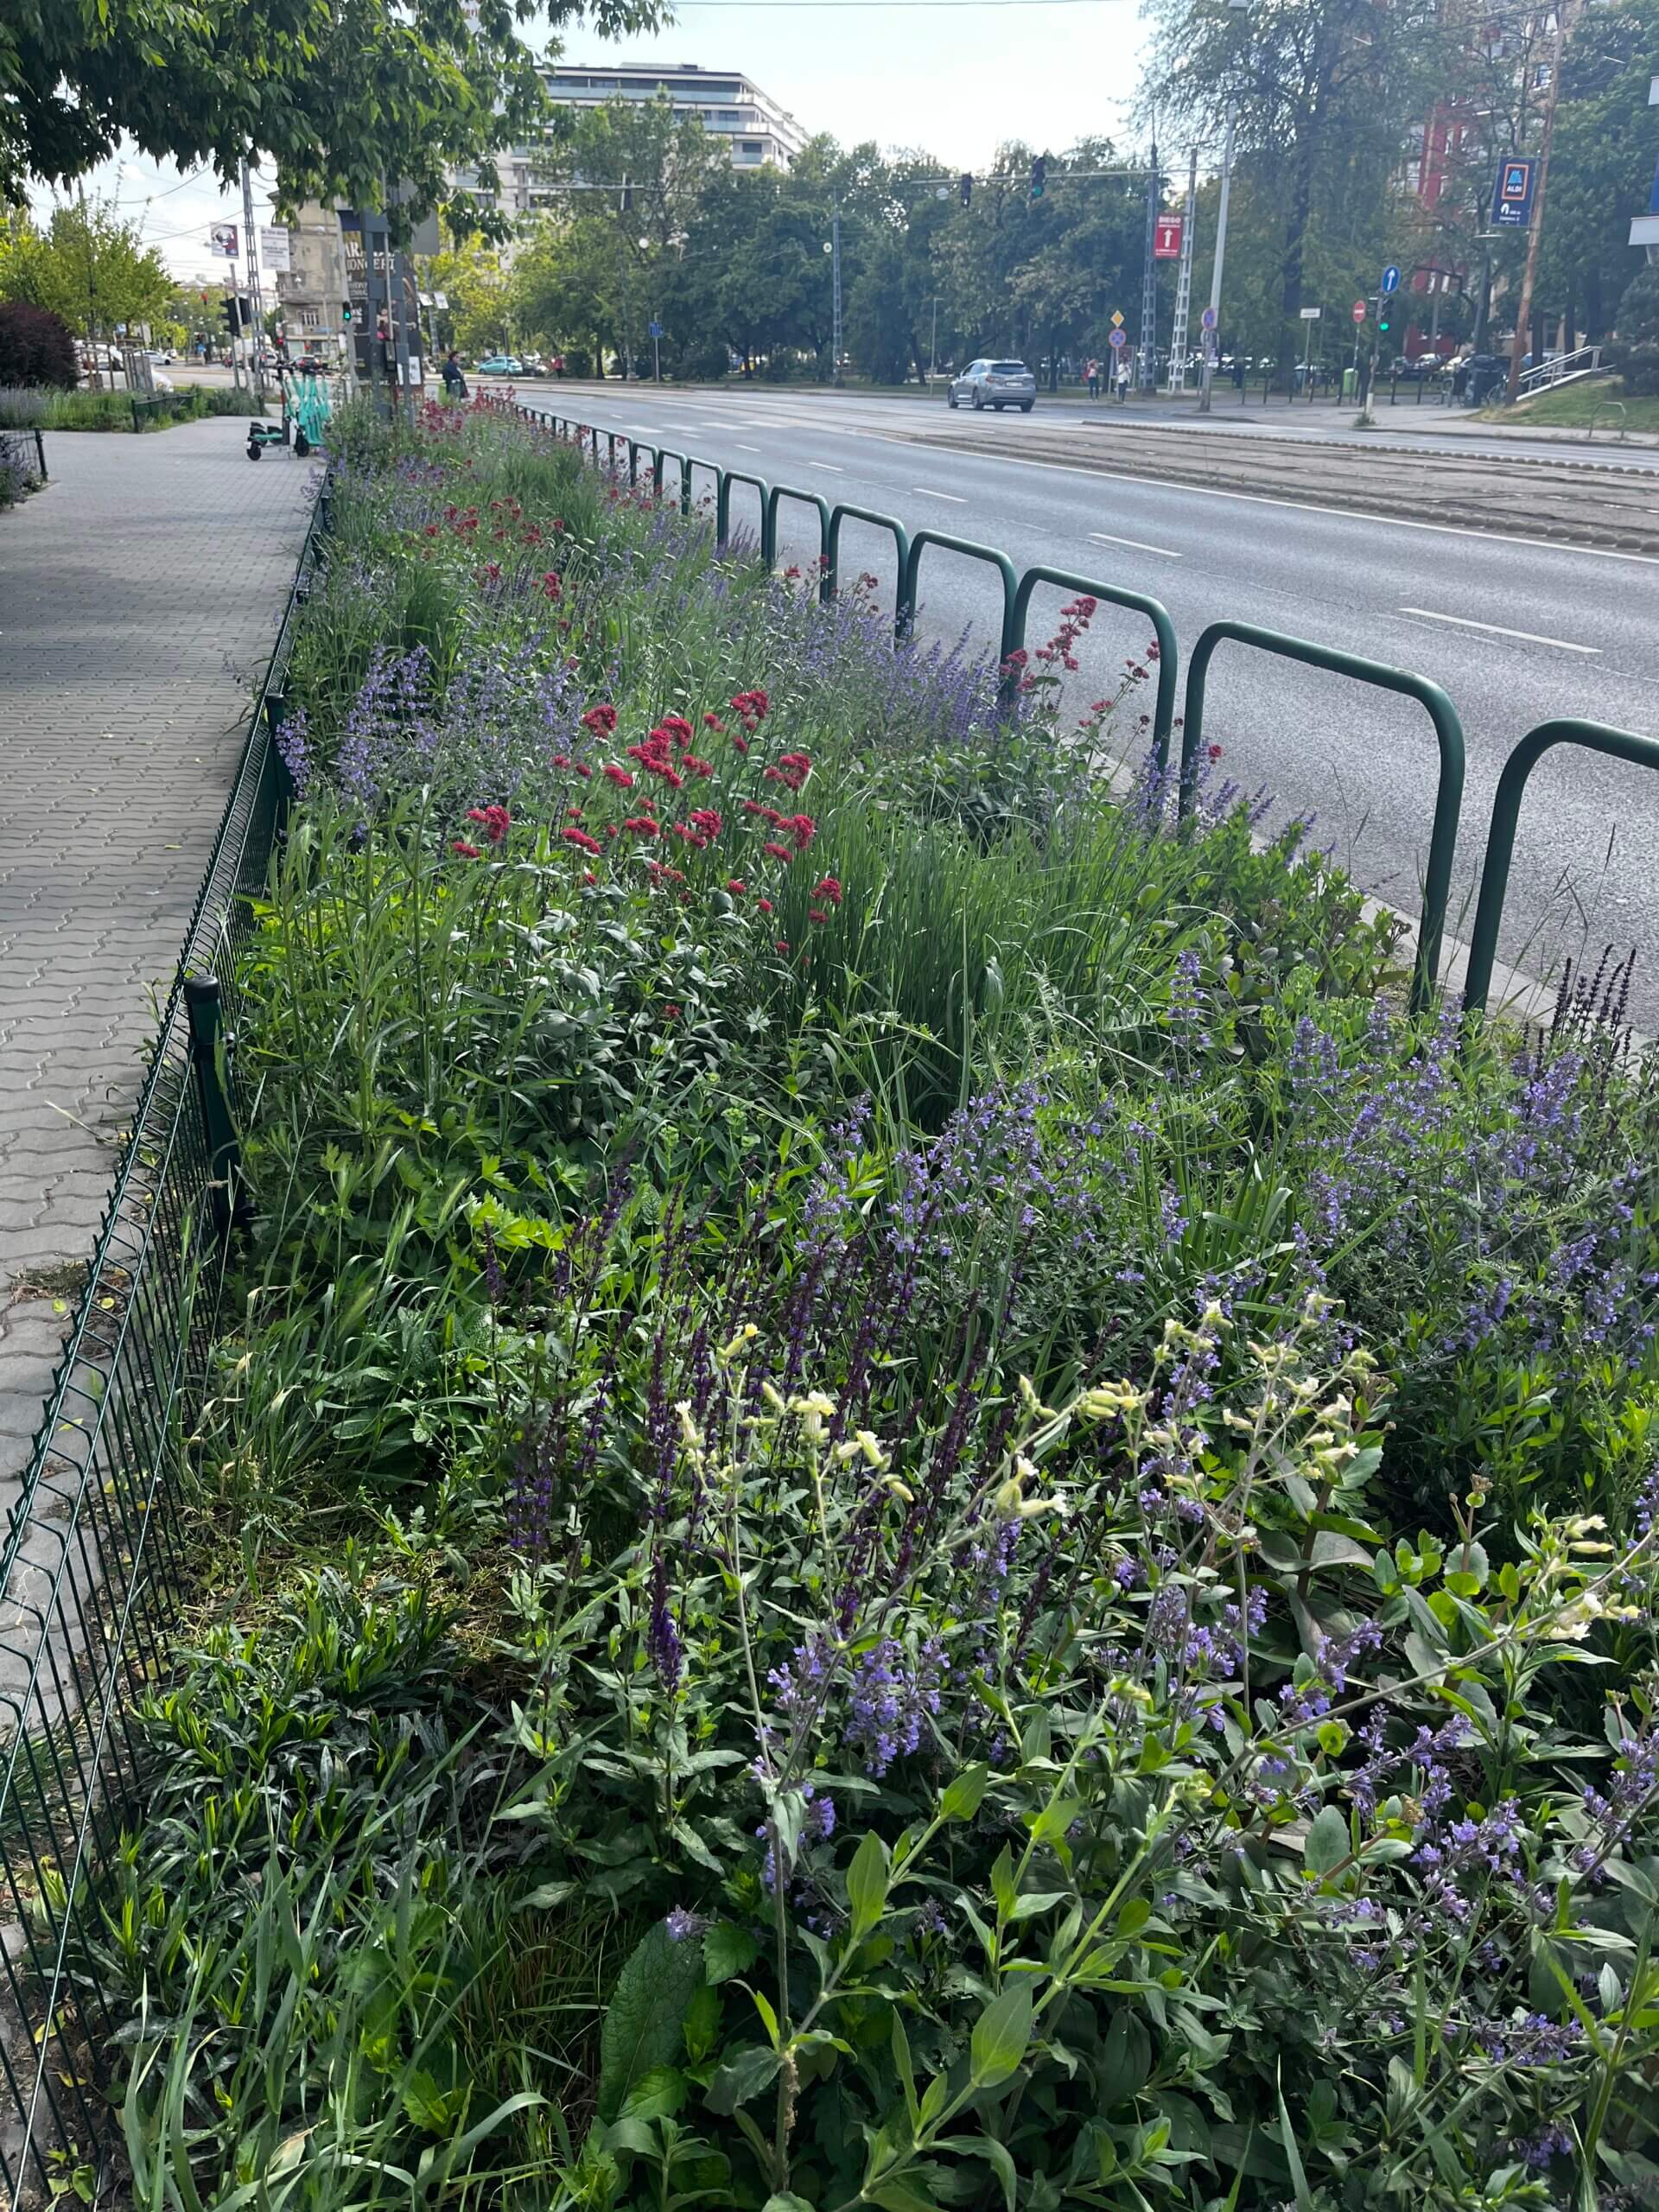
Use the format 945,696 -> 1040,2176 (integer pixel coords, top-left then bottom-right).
602,764 -> 635,787
583,702 -> 619,737
763,751 -> 811,794
812,875 -> 842,905
731,688 -> 769,730
542,571 -> 563,601
623,815 -> 659,837
452,840 -> 481,858
563,826 -> 601,855
466,804 -> 511,845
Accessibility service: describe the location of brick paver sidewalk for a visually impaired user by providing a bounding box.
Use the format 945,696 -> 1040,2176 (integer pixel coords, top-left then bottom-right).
0,416 -> 315,1508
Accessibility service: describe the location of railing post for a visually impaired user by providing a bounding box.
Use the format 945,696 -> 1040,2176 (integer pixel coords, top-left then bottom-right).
183,976 -> 246,1243
1179,620 -> 1465,1013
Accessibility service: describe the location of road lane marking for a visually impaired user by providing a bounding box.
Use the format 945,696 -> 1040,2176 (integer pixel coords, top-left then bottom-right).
912,486 -> 968,503
1090,530 -> 1182,559
1399,607 -> 1600,654
737,443 -> 762,453
814,461 -> 845,472
850,435 -> 1659,567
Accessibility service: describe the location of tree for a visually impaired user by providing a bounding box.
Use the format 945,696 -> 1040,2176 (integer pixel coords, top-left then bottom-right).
1143,0 -> 1446,382
0,301 -> 77,386
0,199 -> 171,342
427,238 -> 513,359
1,0 -> 664,237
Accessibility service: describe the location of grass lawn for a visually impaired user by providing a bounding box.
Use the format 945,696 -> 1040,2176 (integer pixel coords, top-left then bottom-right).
1478,372 -> 1659,435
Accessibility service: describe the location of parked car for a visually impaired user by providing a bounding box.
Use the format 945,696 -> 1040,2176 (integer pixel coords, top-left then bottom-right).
947,359 -> 1036,412
475,355 -> 524,377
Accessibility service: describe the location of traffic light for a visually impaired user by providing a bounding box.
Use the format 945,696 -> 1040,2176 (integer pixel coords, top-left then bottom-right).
959,172 -> 973,207
621,181 -> 633,213
222,296 -> 250,334
342,300 -> 354,324
1378,303 -> 1392,334
1029,155 -> 1046,202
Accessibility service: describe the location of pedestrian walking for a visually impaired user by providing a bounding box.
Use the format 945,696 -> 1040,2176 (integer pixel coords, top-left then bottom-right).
1086,357 -> 1101,400
442,349 -> 468,401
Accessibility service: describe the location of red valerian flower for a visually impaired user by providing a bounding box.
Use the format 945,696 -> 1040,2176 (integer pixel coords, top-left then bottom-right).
1208,743 -> 1224,760
542,571 -> 563,601
583,870 -> 597,885
1002,647 -> 1028,670
809,906 -> 831,924
451,840 -> 482,858
703,713 -> 724,731
477,561 -> 502,585
762,840 -> 794,861
574,762 -> 593,778
582,703 -> 619,736
567,805 -> 583,818
659,714 -> 694,746
563,828 -> 601,855
785,565 -> 801,580
624,816 -> 660,837
683,754 -> 714,778
744,800 -> 784,824
731,734 -> 749,754
811,875 -> 842,905
602,764 -> 635,787
1146,641 -> 1161,662
662,1003 -> 681,1020
467,804 -> 511,843
775,939 -> 789,954
424,523 -> 440,537
690,808 -> 723,836
551,753 -> 571,768
756,898 -> 774,913
727,879 -> 747,894
730,687 -> 769,723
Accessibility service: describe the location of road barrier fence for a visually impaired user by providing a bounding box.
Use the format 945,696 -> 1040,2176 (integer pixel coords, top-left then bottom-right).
511,393 -> 1651,1017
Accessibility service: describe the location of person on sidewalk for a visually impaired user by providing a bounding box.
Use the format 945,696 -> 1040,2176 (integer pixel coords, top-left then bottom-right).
442,350 -> 468,401
1086,357 -> 1101,400
1115,353 -> 1131,402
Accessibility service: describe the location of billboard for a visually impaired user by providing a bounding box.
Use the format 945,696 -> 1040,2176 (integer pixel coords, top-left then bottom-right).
1154,213 -> 1184,259
259,226 -> 292,274
208,221 -> 239,258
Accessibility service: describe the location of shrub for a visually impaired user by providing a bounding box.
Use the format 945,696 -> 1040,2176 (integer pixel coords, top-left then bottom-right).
1609,266 -> 1659,397
0,301 -> 78,389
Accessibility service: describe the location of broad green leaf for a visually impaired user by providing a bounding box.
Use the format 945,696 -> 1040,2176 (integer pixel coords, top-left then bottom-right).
620,2067 -> 687,2122
1303,1806 -> 1350,1880
704,2043 -> 781,2114
969,1984 -> 1033,2088
847,1830 -> 891,1940
597,1923 -> 707,2123
705,1920 -> 760,1986
940,1764 -> 990,1821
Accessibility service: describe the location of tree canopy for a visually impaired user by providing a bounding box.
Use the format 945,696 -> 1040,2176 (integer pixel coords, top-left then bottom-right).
0,0 -> 664,232
0,198 -> 171,338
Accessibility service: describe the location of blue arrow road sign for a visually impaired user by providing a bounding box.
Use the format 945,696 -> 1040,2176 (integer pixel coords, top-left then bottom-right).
1381,264 -> 1401,294
648,321 -> 664,338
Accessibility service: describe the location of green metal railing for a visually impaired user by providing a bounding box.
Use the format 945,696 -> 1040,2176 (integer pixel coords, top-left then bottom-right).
902,531 -> 1020,663
0,490 -> 326,2202
1009,567 -> 1179,758
1463,719 -> 1659,1015
716,467 -> 773,561
505,396 -> 1658,1030
1179,620 -> 1466,1014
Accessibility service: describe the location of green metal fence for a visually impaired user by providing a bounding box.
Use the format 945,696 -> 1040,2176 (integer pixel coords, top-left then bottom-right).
516,397 -> 1656,1026
0,493 -> 324,2201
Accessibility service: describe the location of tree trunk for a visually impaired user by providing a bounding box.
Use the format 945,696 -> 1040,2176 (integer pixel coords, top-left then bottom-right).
907,327 -> 929,385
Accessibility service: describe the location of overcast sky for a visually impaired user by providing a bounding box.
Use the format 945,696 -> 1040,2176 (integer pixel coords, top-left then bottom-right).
26,0 -> 1147,283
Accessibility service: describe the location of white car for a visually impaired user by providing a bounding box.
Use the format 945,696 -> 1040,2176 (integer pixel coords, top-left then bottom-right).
948,359 -> 1037,412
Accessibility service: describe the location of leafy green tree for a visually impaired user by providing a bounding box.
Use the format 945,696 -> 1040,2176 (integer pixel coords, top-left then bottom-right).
1,0 -> 663,235
427,238 -> 513,360
0,199 -> 170,343
1143,0 -> 1446,382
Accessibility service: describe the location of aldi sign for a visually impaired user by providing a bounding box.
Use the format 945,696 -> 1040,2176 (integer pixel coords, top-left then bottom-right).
1491,157 -> 1537,228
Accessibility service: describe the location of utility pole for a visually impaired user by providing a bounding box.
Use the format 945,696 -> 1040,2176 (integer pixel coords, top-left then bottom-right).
1166,144 -> 1198,392
1137,142 -> 1160,391
1505,2 -> 1569,403
240,159 -> 266,401
927,294 -> 940,385
1197,105 -> 1236,413
831,201 -> 843,385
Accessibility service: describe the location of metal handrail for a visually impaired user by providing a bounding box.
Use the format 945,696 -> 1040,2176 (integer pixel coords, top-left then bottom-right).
1179,620 -> 1465,1014
1007,567 -> 1179,761
1463,718 -> 1659,1015
826,504 -> 912,636
1518,343 -> 1602,395
765,484 -> 833,590
716,467 -> 773,559
901,530 -> 1019,661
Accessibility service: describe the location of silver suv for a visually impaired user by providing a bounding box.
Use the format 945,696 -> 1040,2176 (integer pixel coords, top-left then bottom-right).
948,359 -> 1036,412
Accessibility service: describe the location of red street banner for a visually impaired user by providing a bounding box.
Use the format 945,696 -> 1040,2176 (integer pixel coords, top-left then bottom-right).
1153,214 -> 1184,259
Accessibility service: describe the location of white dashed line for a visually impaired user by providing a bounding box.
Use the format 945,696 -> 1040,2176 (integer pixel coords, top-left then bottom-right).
1398,607 -> 1600,653
1090,531 -> 1183,559
912,486 -> 968,503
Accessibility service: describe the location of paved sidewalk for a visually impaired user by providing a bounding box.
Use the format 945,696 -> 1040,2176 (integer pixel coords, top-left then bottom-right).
0,418 -> 315,1506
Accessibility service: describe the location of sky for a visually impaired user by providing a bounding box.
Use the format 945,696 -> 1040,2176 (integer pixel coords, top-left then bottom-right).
25,0 -> 1147,283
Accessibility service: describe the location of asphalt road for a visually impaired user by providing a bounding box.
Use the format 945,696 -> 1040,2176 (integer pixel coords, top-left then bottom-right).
515,378 -> 1659,1024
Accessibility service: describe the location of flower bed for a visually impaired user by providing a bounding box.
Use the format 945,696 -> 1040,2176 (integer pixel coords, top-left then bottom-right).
81,400 -> 1659,2210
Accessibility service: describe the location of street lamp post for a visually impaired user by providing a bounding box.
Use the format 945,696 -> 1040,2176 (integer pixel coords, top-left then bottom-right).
1197,103 -> 1236,414
926,295 -> 941,386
